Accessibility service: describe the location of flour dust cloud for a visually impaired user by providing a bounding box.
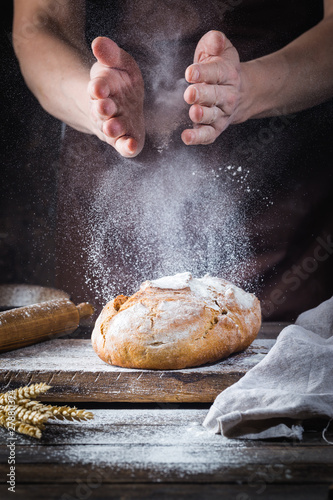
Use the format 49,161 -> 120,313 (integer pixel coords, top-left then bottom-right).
84,148 -> 254,304
80,5 -> 255,305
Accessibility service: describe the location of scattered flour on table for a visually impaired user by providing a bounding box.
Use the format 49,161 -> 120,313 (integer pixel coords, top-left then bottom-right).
43,409 -> 246,468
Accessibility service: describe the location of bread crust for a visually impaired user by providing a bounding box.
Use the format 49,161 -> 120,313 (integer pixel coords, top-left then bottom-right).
91,273 -> 261,370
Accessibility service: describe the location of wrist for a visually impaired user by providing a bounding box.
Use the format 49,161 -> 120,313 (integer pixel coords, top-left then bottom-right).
60,67 -> 95,134
231,61 -> 258,124
234,54 -> 289,123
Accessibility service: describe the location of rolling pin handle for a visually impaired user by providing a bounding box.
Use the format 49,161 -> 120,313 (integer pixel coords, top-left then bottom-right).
77,302 -> 95,320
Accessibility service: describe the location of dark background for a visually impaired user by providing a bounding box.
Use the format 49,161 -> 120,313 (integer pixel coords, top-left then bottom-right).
0,1 -> 61,288
1,1 -> 332,320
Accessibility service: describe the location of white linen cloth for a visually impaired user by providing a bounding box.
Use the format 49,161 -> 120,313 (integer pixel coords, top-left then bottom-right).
203,297 -> 333,439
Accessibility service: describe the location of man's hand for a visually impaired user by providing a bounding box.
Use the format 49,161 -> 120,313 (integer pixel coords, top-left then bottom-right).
182,30 -> 243,146
88,37 -> 145,157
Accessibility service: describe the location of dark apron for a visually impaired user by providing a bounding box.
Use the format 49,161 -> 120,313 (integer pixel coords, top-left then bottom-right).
55,0 -> 333,321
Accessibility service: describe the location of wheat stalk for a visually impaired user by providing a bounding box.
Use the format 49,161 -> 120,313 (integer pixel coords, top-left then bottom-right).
0,412 -> 42,439
48,405 -> 94,421
0,383 -> 51,405
14,399 -> 53,413
0,383 -> 93,439
3,404 -> 52,425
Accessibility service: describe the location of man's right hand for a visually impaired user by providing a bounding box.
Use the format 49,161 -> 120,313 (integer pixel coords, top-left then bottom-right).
88,37 -> 145,158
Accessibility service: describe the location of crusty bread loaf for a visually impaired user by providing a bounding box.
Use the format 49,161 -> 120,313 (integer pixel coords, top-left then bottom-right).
91,272 -> 261,370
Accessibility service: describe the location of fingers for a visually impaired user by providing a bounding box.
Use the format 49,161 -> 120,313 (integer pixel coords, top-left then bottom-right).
184,83 -> 238,116
89,61 -> 124,99
88,62 -> 140,155
182,30 -> 241,146
89,95 -> 141,157
103,116 -> 126,139
182,95 -> 235,145
181,115 -> 230,146
99,114 -> 144,158
186,30 -> 239,86
186,59 -> 238,86
193,30 -> 226,63
101,116 -> 140,156
189,104 -> 222,125
91,36 -> 137,75
95,98 -> 117,118
181,125 -> 216,146
91,36 -> 121,68
185,83 -> 222,106
115,136 -> 140,158
103,118 -> 142,158
90,36 -> 146,157
88,77 -> 110,100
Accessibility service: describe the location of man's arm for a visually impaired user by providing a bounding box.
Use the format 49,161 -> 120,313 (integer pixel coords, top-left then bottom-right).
13,0 -> 93,133
13,0 -> 144,157
182,0 -> 333,145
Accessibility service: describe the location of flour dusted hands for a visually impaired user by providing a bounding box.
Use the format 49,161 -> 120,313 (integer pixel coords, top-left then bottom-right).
88,37 -> 145,158
182,30 -> 244,146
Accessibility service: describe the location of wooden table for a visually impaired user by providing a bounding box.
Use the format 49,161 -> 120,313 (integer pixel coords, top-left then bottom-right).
0,322 -> 332,499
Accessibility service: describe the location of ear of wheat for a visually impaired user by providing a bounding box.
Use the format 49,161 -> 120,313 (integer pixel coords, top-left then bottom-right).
0,383 -> 93,439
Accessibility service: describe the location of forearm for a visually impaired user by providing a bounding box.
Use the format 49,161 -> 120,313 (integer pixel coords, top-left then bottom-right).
238,13 -> 333,121
13,2 -> 94,134
14,31 -> 93,133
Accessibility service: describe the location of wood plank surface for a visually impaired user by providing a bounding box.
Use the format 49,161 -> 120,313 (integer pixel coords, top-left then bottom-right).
3,483 -> 330,500
0,410 -> 332,488
0,321 -> 329,500
0,409 -> 330,445
0,339 -> 275,402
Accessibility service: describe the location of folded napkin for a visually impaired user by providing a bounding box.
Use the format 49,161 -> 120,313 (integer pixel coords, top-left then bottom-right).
203,296 -> 333,439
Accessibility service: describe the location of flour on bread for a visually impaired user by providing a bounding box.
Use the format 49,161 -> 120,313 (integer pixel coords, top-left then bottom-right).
143,272 -> 256,311
92,272 -> 261,370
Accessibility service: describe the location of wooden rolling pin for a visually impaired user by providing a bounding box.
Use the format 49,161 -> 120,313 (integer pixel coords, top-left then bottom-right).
0,299 -> 94,353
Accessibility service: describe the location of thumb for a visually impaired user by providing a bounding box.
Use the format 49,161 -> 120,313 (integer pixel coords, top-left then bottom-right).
91,36 -> 122,67
194,30 -> 229,63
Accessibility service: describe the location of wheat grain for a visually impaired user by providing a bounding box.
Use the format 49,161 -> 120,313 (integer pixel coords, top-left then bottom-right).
0,384 -> 93,438
49,405 -> 94,421
0,383 -> 51,405
0,412 -> 42,439
5,405 -> 52,426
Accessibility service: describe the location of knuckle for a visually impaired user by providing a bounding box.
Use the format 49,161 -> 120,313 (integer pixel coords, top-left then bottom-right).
217,116 -> 231,134
199,107 -> 209,124
205,136 -> 216,145
216,62 -> 225,84
212,85 -> 219,106
200,126 -> 215,144
227,92 -> 237,109
228,65 -> 240,84
196,83 -> 206,103
190,85 -> 199,103
212,106 -> 220,123
204,107 -> 218,125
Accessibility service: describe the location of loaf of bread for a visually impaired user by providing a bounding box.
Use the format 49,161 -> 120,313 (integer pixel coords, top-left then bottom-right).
91,272 -> 261,370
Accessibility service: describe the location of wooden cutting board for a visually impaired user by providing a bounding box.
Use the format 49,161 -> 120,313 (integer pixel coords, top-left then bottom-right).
0,331 -> 277,402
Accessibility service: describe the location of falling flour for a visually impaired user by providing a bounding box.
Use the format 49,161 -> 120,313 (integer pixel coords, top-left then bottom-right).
59,6 -> 263,307
83,148 -> 255,305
